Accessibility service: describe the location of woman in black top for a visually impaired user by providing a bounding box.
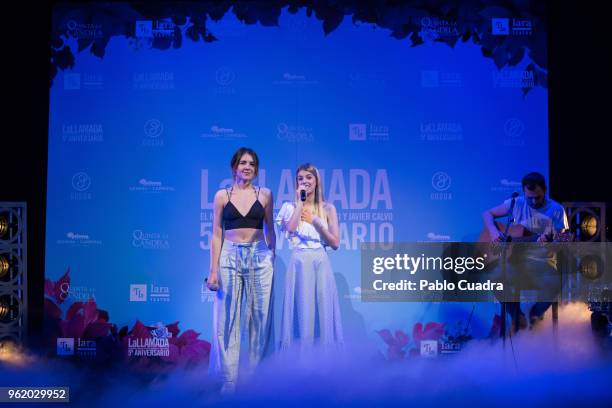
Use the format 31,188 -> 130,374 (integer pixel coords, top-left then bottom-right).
206,147 -> 275,394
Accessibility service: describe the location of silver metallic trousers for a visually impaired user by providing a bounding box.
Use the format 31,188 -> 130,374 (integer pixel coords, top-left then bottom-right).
208,240 -> 274,385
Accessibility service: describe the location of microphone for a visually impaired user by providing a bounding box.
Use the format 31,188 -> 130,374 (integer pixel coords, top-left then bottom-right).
300,189 -> 307,202
506,192 -> 519,237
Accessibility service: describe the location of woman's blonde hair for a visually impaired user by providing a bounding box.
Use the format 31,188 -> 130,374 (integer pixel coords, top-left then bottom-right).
295,163 -> 326,219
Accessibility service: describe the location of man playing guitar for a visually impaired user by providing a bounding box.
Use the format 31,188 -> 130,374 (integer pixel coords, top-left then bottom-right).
482,172 -> 569,331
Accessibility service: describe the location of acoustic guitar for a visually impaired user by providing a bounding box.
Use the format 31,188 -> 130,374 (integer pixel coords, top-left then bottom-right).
477,221 -> 573,266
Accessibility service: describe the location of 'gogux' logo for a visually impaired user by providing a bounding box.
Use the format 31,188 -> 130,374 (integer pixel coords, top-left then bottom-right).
71,172 -> 91,191
431,172 -> 451,192
144,119 -> 164,138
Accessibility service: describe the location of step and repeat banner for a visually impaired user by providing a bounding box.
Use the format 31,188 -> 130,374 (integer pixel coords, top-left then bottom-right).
45,2 -> 548,359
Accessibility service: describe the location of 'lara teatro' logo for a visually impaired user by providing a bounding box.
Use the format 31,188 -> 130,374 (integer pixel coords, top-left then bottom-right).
135,20 -> 175,39
348,123 -> 390,142
56,337 -> 97,358
129,283 -> 170,302
430,171 -> 452,201
70,172 -> 92,200
492,18 -> 533,36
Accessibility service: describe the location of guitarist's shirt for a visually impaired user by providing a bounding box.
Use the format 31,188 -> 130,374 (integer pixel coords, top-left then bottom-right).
503,196 -> 569,268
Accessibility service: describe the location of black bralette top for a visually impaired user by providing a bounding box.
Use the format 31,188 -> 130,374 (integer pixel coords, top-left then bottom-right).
222,187 -> 265,230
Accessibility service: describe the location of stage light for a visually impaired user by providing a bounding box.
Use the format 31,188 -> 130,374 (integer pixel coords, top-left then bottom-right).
0,216 -> 8,237
579,254 -> 603,280
0,254 -> 9,279
0,298 -> 9,321
0,295 -> 19,323
564,202 -> 606,242
0,203 -> 25,346
580,215 -> 598,239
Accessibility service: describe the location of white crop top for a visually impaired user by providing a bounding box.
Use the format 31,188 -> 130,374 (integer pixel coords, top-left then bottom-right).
276,202 -> 328,249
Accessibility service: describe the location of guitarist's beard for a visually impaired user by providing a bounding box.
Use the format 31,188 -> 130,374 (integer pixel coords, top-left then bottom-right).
527,196 -> 545,209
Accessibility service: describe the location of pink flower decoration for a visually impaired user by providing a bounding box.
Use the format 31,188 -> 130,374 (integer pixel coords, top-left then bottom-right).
44,267 -> 70,304
377,329 -> 410,360
412,322 -> 445,343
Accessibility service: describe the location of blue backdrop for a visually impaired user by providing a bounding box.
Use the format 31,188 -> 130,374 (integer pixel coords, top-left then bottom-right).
46,6 -> 548,349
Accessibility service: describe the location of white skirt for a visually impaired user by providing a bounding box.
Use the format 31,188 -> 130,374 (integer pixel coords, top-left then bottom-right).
279,247 -> 344,350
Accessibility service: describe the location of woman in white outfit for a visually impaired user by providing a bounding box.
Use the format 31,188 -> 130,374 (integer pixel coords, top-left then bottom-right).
276,163 -> 343,350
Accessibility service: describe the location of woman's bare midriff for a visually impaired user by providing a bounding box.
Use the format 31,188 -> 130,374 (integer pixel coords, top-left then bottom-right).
224,228 -> 265,243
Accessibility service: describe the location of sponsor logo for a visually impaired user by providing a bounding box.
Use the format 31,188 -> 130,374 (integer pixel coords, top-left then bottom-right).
56,231 -> 102,246
56,338 -> 74,356
70,172 -> 92,201
135,20 -> 175,38
421,340 -> 439,357
213,67 -> 237,95
492,18 -> 510,35
503,118 -> 526,146
56,337 -> 98,358
133,72 -> 175,90
132,230 -> 170,250
61,123 -> 104,143
129,284 -> 170,302
511,19 -> 533,36
349,123 -> 367,141
61,284 -> 97,302
420,17 -> 459,41
431,172 -> 452,201
277,122 -> 314,143
76,338 -> 97,357
129,178 -> 176,193
492,18 -> 532,36
427,232 -> 451,241
493,69 -> 535,88
200,125 -> 247,139
421,70 -> 462,88
127,322 -> 171,357
348,123 -> 390,141
420,122 -> 463,142
130,284 -> 147,302
273,72 -> 318,86
144,119 -> 164,138
491,178 -> 522,193
66,19 -> 103,39
141,119 -> 165,147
